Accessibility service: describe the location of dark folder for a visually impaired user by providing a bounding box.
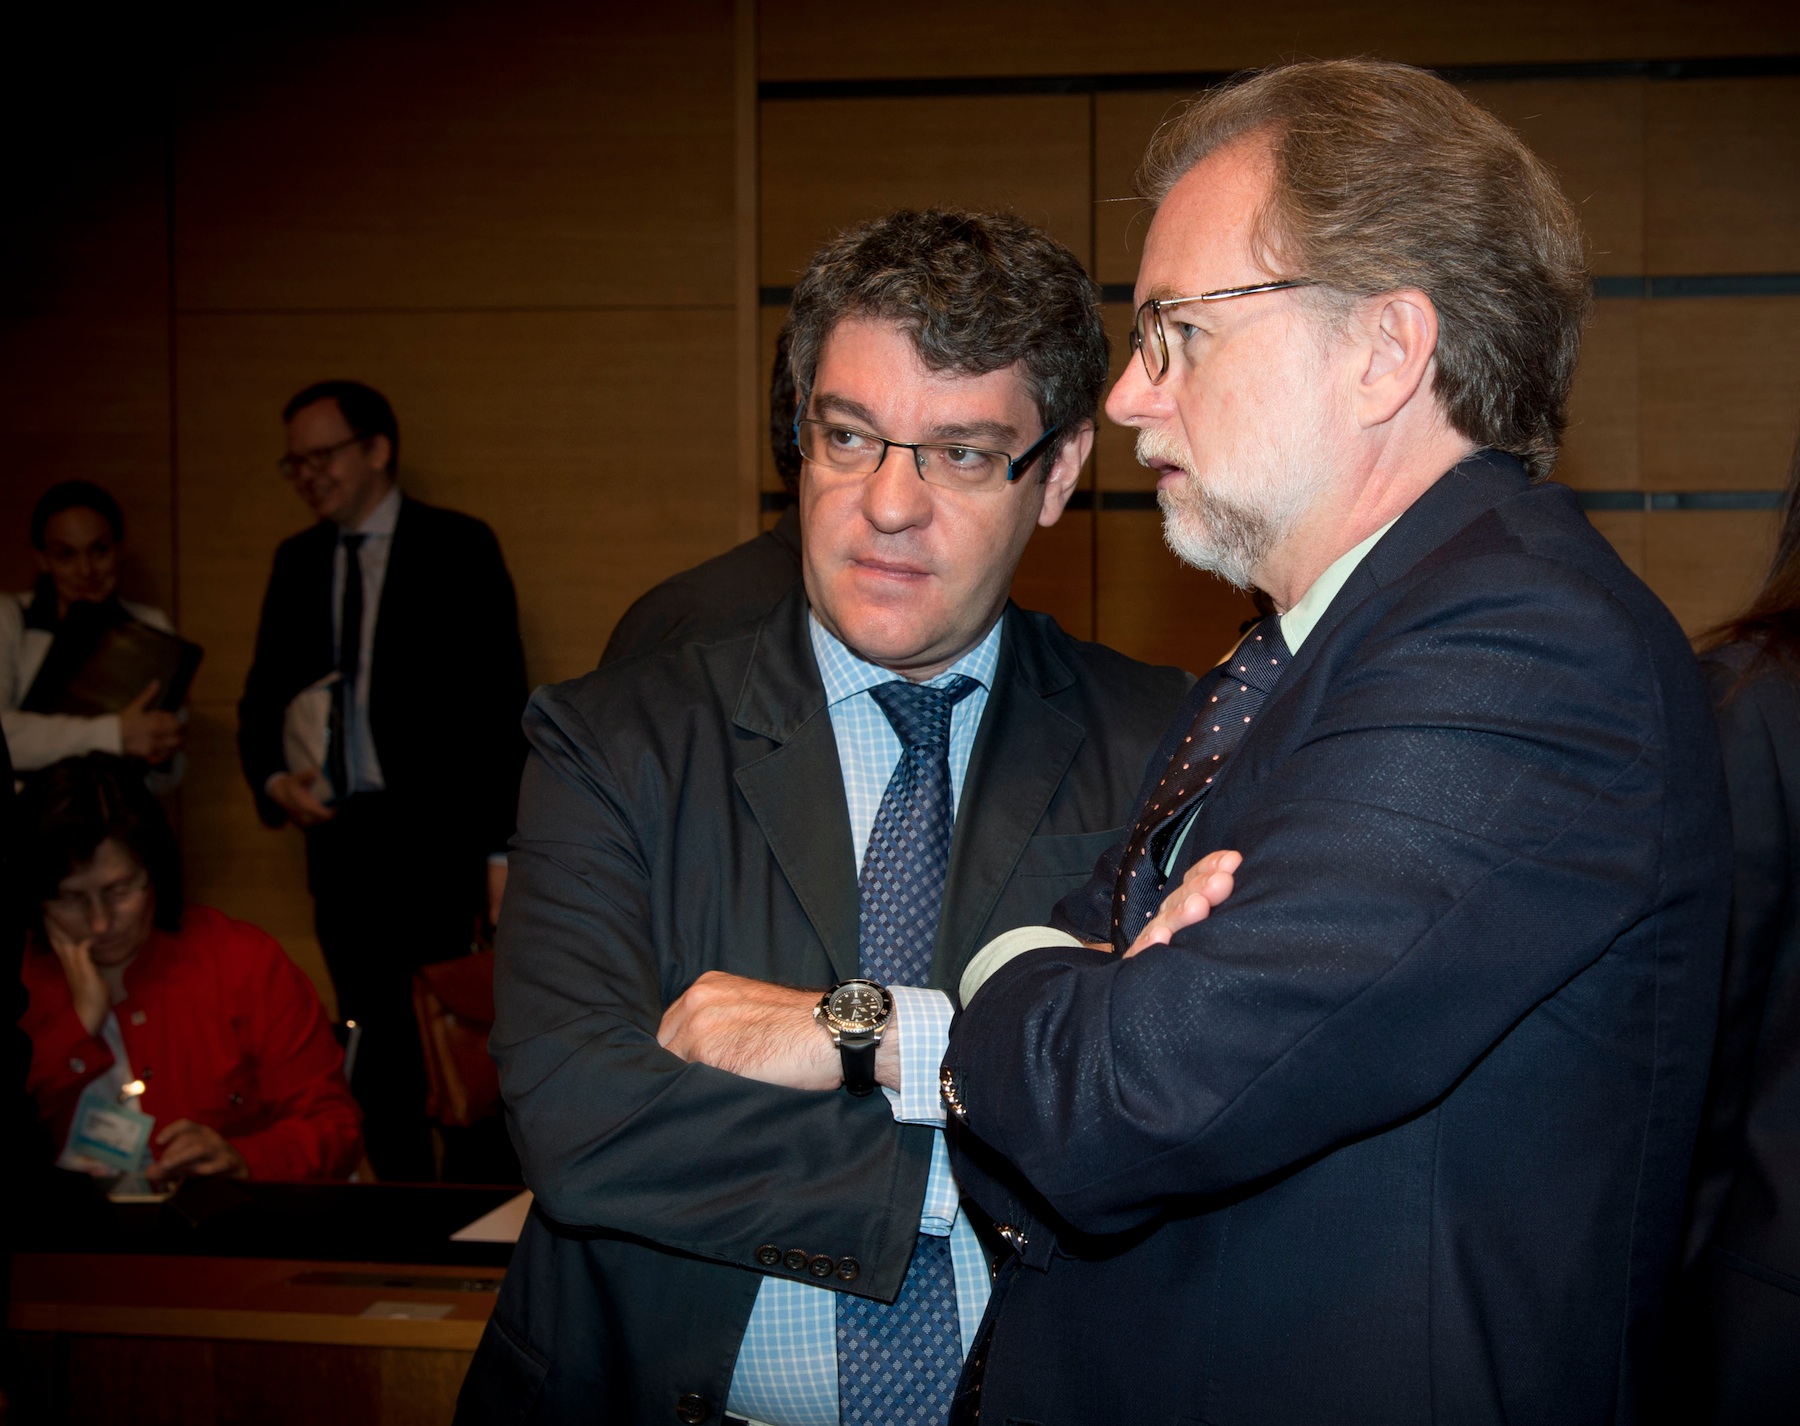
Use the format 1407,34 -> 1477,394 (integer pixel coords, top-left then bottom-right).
20,601 -> 203,716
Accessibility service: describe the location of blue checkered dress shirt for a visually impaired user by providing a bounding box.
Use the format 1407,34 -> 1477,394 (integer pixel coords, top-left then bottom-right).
724,614 -> 1001,1426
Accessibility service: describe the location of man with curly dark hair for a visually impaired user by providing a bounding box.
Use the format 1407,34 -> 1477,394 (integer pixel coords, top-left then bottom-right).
457,208 -> 1197,1426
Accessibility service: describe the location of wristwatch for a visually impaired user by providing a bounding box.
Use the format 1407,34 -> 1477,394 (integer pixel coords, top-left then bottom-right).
814,978 -> 893,1097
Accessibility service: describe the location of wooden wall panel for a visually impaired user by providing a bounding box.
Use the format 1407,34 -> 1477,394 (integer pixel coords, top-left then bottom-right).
759,96 -> 1092,285
1459,80 -> 1646,276
1096,511 -> 1258,674
176,1 -> 736,312
1640,298 -> 1800,490
0,169 -> 172,607
1093,91 -> 1182,288
0,313 -> 173,612
1646,78 -> 1800,274
1644,509 -> 1781,635
1011,506 -> 1094,640
761,1 -> 1800,82
1557,298 -> 1640,490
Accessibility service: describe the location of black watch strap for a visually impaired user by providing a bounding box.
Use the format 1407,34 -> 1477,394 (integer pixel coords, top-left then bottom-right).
840,1040 -> 878,1097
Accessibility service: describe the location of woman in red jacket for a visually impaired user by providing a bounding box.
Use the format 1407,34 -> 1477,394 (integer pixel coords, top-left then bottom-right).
20,754 -> 362,1182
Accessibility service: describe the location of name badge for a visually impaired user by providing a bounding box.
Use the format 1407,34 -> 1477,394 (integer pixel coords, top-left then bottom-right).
65,1083 -> 155,1176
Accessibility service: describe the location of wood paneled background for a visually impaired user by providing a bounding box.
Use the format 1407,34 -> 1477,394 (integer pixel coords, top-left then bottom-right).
3,0 -> 1797,1005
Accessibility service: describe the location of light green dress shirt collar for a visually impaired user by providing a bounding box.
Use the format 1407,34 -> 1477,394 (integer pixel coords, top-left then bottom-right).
1276,516 -> 1399,653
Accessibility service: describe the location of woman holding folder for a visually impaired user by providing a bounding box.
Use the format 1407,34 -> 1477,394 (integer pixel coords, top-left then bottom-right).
1,481 -> 185,781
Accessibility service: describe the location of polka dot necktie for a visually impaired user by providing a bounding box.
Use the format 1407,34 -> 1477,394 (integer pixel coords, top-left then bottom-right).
837,674 -> 977,1426
1113,617 -> 1291,947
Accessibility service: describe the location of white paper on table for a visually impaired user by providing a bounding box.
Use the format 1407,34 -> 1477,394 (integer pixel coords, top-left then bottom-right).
360,1301 -> 456,1321
451,1189 -> 534,1243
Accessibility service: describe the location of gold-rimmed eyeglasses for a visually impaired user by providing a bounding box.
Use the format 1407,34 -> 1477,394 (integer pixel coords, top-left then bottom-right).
793,418 -> 1060,492
1130,279 -> 1316,385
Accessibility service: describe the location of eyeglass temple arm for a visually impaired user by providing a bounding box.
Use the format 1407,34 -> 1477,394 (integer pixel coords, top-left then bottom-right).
1008,425 -> 1062,482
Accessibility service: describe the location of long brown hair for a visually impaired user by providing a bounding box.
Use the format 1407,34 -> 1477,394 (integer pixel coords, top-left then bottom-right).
1703,428 -> 1800,684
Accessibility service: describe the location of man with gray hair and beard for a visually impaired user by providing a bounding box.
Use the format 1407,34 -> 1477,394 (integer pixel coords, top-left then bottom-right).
940,59 -> 1730,1425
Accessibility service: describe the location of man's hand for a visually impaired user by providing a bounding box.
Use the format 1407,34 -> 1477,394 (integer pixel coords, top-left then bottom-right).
43,920 -> 110,1038
658,971 -> 845,1092
119,681 -> 183,762
148,1120 -> 249,1184
267,768 -> 336,827
1124,849 -> 1243,957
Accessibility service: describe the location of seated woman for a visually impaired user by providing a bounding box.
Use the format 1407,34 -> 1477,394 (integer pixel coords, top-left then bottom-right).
1,480 -> 185,780
19,754 -> 362,1182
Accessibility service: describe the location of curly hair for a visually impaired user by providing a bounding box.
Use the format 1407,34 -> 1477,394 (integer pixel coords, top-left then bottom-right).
1138,59 -> 1590,480
784,208 -> 1109,473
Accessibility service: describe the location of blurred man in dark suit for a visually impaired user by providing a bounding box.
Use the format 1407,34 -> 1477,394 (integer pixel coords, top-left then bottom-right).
942,60 -> 1730,1426
238,380 -> 527,1180
600,328 -> 804,665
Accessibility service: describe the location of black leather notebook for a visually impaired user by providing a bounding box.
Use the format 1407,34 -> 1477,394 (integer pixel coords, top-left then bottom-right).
21,602 -> 203,715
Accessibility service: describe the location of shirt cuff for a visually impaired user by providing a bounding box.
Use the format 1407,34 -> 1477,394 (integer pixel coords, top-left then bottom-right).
485,852 -> 509,868
883,985 -> 954,1126
960,925 -> 1084,1006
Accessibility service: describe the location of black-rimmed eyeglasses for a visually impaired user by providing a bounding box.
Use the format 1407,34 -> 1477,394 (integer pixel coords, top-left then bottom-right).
1130,279 -> 1316,385
277,434 -> 367,480
793,418 -> 1060,492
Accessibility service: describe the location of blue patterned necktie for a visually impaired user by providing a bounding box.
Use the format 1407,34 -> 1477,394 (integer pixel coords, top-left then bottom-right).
1113,617 -> 1291,945
837,673 -> 977,1426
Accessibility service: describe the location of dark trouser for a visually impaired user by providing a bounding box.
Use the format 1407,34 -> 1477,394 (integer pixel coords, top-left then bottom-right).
308,792 -> 481,1182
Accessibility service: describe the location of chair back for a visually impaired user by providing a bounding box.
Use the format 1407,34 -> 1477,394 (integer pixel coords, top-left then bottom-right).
412,951 -> 501,1129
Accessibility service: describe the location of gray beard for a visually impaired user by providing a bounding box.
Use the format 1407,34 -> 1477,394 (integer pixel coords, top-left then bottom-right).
1157,480 -> 1277,590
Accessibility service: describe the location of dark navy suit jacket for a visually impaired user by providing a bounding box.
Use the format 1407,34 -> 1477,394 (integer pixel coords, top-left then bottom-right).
944,452 -> 1731,1426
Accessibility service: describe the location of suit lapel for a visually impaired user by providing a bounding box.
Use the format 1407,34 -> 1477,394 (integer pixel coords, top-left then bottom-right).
932,606 -> 1082,987
732,591 -> 862,982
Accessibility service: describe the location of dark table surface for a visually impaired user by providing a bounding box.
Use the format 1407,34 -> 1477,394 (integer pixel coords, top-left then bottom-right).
18,1173 -> 521,1268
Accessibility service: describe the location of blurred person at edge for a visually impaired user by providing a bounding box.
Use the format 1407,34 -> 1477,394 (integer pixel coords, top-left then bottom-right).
237,380 -> 527,1181
1665,434 -> 1800,1423
18,753 -> 362,1183
0,481 -> 184,782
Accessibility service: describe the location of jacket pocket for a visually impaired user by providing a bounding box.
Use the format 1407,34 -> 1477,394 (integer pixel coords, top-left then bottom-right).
1012,826 -> 1124,880
455,1312 -> 550,1426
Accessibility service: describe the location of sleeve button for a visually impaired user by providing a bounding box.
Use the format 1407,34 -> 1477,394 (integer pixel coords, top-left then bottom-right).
835,1257 -> 861,1282
754,1244 -> 780,1267
783,1248 -> 808,1272
807,1254 -> 835,1279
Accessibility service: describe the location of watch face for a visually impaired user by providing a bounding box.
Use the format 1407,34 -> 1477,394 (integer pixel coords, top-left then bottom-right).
828,982 -> 888,1031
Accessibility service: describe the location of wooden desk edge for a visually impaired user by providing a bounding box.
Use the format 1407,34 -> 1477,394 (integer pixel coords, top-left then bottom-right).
9,1300 -> 487,1351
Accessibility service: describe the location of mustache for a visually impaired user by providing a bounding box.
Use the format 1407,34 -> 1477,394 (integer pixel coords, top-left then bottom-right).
1134,427 -> 1193,474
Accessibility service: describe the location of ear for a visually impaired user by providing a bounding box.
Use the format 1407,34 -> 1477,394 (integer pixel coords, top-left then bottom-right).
1354,290 -> 1439,431
1037,422 -> 1095,528
34,548 -> 53,575
365,433 -> 394,474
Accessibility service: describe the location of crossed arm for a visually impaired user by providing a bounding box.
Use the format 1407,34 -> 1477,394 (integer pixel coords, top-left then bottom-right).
658,849 -> 1244,1091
